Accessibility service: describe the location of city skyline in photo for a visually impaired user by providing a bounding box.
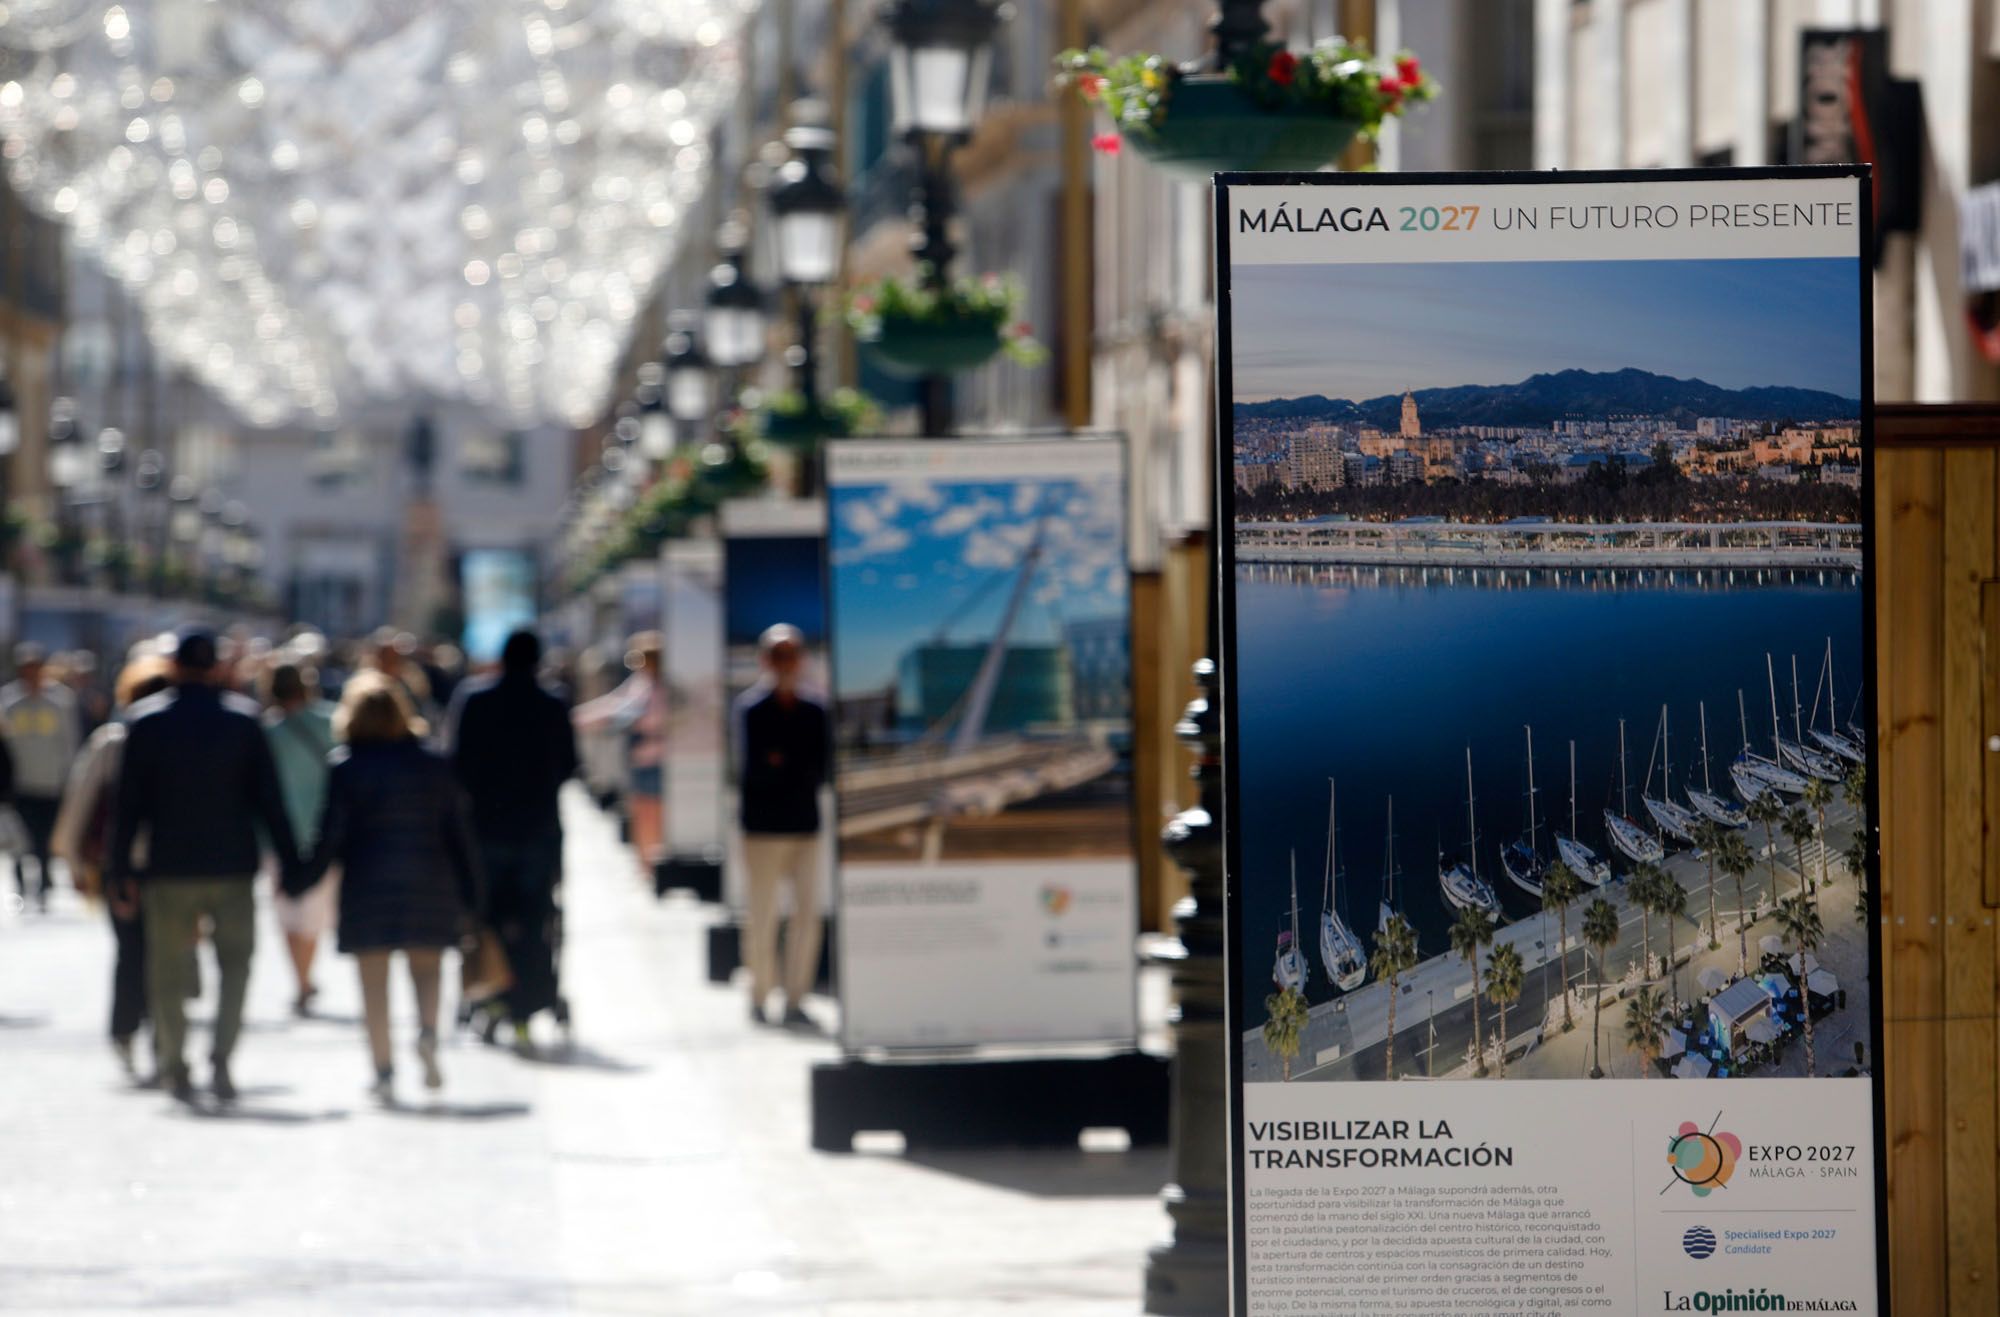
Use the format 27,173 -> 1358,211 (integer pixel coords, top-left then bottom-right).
1230,258 -> 1864,405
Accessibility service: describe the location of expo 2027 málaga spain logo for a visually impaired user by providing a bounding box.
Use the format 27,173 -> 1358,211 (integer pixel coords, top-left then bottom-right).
1663,1113 -> 1742,1198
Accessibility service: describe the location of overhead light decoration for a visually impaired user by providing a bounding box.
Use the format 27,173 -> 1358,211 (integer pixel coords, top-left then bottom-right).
0,0 -> 759,428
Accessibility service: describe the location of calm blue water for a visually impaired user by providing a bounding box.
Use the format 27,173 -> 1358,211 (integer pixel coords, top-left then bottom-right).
1234,563 -> 1863,1028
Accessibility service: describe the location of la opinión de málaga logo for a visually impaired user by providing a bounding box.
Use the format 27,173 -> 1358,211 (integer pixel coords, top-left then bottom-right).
1663,1112 -> 1742,1197
1039,884 -> 1073,916
1681,1226 -> 1718,1260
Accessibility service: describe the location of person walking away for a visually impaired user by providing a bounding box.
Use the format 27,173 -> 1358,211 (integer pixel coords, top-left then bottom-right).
262,662 -> 337,1016
572,632 -> 666,880
292,674 -> 481,1102
735,625 -> 828,1026
447,628 -> 578,1047
2,644 -> 81,912
52,653 -> 176,1079
108,629 -> 301,1104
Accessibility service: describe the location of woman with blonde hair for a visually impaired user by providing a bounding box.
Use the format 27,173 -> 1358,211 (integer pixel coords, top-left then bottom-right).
52,650 -> 178,1079
290,672 -> 480,1101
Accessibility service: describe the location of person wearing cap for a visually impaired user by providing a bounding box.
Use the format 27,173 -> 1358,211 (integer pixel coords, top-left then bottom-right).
1,642 -> 81,913
733,623 -> 829,1027
108,628 -> 302,1104
572,631 -> 667,880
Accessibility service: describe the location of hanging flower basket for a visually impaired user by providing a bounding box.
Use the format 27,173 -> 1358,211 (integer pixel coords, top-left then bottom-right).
844,272 -> 1047,379
747,386 -> 882,446
1057,39 -> 1436,184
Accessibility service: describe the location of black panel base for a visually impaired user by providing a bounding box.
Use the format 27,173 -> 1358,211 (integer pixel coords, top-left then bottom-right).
655,856 -> 722,903
705,916 -> 835,992
810,1050 -> 1170,1152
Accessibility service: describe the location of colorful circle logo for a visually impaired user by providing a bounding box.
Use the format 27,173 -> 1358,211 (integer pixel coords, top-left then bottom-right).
1682,1226 -> 1718,1259
1666,1119 -> 1742,1196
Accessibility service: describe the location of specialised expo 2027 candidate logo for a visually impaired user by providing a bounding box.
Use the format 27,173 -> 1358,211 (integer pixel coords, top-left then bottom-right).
1664,1113 -> 1742,1198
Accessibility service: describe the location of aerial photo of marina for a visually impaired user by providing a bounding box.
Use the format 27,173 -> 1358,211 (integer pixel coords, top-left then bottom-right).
1230,257 -> 1871,1085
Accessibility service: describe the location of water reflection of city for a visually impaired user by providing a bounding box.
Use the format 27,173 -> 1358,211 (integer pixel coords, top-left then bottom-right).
1236,562 -> 1862,593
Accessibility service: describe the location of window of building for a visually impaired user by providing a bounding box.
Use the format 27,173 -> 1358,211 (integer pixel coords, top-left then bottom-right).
460,430 -> 525,485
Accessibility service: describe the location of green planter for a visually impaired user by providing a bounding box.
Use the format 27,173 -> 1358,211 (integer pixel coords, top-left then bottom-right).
1127,75 -> 1360,183
761,406 -> 850,444
862,314 -> 1008,378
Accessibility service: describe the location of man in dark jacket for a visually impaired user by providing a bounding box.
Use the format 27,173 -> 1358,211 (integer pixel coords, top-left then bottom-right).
110,629 -> 301,1102
734,624 -> 828,1026
446,628 -> 578,1040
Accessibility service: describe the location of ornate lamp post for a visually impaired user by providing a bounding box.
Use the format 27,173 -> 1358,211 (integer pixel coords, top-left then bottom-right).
96,427 -> 128,591
635,371 -> 674,467
662,314 -> 715,447
768,111 -> 845,414
46,401 -> 89,584
134,449 -> 167,596
703,225 -> 768,377
168,474 -> 200,597
882,0 -> 1005,436
0,376 -> 17,513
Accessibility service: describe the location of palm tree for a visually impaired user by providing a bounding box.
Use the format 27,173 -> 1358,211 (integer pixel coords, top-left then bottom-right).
1449,905 -> 1497,1076
1655,874 -> 1689,1008
1623,984 -> 1667,1074
1262,987 -> 1310,1082
1842,762 -> 1867,814
1541,860 -> 1583,1032
1802,777 -> 1835,893
1628,863 -> 1664,980
1844,834 -> 1870,926
1782,804 -> 1816,898
1691,818 -> 1724,949
1484,942 -> 1525,1077
1369,914 -> 1421,1078
1582,898 -> 1619,1078
1715,832 -> 1756,977
1746,792 -> 1785,907
1775,893 -> 1826,1077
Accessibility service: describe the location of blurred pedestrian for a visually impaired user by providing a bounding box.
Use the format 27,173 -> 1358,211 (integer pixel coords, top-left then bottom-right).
2,643 -> 81,912
572,632 -> 665,879
109,629 -> 301,1103
364,627 -> 436,725
51,653 -> 176,1079
262,662 -> 337,1017
734,624 -> 828,1027
293,673 -> 481,1102
447,628 -> 578,1046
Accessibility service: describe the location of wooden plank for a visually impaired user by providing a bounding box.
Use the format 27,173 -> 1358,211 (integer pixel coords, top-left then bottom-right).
1880,447 -> 1947,1314
1986,578 -> 2000,911
1941,449 -> 1999,1314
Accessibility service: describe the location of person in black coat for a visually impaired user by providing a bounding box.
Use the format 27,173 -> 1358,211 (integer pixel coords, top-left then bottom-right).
446,628 -> 578,1043
293,672 -> 481,1102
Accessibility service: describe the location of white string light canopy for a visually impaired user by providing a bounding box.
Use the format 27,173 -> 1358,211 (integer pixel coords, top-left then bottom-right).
0,0 -> 757,428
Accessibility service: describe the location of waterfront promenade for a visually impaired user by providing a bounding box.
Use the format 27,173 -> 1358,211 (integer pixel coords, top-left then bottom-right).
1237,518 -> 1863,570
1242,797 -> 1868,1084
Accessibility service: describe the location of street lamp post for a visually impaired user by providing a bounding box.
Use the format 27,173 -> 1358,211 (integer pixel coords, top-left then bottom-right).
0,377 -> 17,517
769,113 -> 844,414
46,401 -> 88,585
96,428 -> 128,592
882,0 -> 1005,438
134,450 -> 166,596
703,225 -> 768,380
168,474 -> 200,598
662,314 -> 715,450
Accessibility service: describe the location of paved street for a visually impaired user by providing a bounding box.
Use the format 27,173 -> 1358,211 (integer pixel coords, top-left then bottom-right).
0,789 -> 1167,1315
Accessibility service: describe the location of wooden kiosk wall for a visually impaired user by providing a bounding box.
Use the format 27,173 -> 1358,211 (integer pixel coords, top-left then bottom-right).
1876,404 -> 2000,1313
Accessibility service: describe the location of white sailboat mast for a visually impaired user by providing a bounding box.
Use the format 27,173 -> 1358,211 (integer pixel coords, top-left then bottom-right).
1465,747 -> 1479,883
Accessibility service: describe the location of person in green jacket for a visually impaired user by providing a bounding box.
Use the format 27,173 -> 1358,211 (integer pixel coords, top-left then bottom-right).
263,662 -> 336,1016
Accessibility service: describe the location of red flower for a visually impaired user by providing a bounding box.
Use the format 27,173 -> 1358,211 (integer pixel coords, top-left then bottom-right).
852,294 -> 875,314
1011,321 -> 1033,338
1267,50 -> 1298,86
1396,55 -> 1422,87
1077,73 -> 1105,102
1091,132 -> 1121,155
1378,76 -> 1404,99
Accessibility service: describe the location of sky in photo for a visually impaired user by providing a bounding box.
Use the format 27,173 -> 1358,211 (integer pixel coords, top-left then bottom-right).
1230,257 -> 1862,403
723,536 -> 825,646
829,474 -> 1127,696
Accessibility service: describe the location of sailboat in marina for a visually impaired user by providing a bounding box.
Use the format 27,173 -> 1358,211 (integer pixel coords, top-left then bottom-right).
1640,705 -> 1701,844
1605,718 -> 1667,865
1554,738 -> 1613,886
1732,686 -> 1808,799
1686,700 -> 1749,829
1806,638 -> 1865,764
1274,853 -> 1308,993
1440,746 -> 1502,918
1317,781 -> 1367,994
1377,797 -> 1401,935
1500,725 -> 1548,897
1773,653 -> 1842,782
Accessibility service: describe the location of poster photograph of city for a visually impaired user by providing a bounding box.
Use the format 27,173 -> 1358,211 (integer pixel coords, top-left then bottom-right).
1230,256 -> 1871,1086
827,444 -> 1132,868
